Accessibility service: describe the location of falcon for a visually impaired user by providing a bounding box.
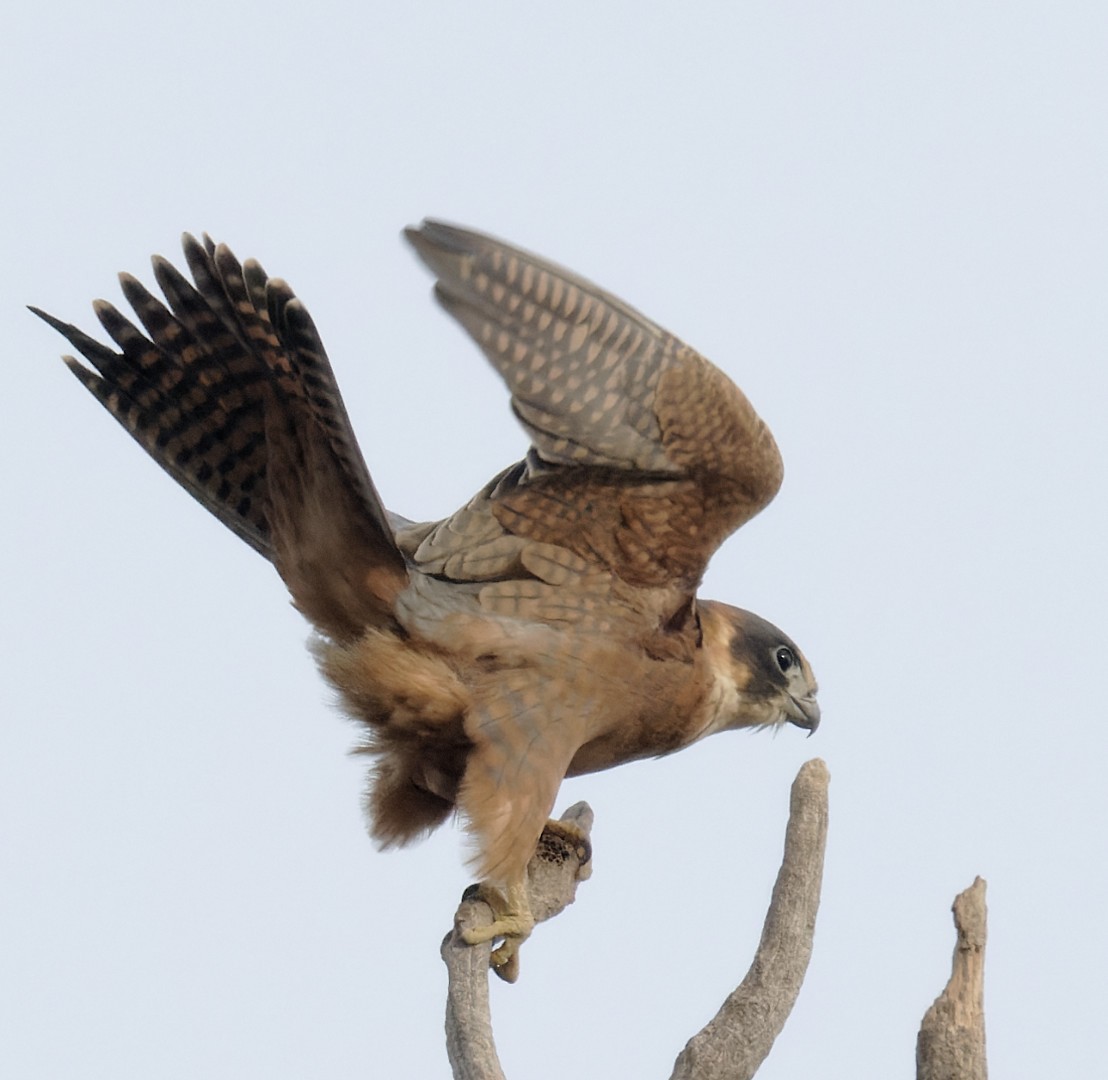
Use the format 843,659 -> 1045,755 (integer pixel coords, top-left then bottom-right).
35,222 -> 819,977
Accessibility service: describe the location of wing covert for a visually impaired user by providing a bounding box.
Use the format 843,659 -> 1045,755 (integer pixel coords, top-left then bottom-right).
405,220 -> 784,588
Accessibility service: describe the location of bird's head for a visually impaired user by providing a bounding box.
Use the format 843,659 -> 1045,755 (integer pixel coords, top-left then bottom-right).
700,601 -> 820,736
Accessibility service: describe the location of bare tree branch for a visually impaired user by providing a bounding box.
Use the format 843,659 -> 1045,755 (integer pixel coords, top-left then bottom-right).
442,802 -> 594,1080
441,760 -> 829,1080
670,757 -> 830,1080
917,877 -> 988,1080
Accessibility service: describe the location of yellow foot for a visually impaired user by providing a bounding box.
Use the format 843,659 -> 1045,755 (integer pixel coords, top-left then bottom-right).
461,878 -> 533,982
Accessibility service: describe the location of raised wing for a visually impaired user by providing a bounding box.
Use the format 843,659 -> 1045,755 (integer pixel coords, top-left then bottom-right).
35,235 -> 407,640
405,220 -> 784,590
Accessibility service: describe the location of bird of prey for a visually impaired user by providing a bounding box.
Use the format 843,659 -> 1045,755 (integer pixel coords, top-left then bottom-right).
34,222 -> 818,978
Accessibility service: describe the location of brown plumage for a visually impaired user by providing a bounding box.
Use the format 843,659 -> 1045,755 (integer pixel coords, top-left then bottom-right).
35,221 -> 819,976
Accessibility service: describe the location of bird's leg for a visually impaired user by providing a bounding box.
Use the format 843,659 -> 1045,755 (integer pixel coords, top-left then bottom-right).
461,815 -> 593,981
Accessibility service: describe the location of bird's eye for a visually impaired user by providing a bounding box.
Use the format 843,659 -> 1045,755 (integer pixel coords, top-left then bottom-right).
775,646 -> 795,673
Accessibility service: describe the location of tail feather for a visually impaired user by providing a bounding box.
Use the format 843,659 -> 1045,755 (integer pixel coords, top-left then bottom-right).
35,235 -> 408,640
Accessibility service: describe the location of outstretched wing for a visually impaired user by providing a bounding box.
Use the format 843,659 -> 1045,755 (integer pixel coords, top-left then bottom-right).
405,220 -> 783,591
35,236 -> 407,640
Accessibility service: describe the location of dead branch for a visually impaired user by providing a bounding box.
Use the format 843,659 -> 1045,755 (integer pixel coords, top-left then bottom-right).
442,801 -> 594,1080
669,757 -> 830,1080
917,877 -> 988,1080
442,761 -> 829,1080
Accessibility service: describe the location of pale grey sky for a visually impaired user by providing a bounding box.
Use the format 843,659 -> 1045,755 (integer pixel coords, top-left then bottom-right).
3,3 -> 1106,1077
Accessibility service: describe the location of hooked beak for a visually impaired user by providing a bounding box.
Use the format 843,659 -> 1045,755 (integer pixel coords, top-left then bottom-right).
786,693 -> 821,735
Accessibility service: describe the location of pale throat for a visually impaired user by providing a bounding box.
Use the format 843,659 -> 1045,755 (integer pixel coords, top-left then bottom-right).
692,665 -> 755,742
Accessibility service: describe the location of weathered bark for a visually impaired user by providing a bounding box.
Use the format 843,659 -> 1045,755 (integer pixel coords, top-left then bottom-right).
916,877 -> 988,1080
442,801 -> 594,1080
441,760 -> 829,1080
669,757 -> 830,1080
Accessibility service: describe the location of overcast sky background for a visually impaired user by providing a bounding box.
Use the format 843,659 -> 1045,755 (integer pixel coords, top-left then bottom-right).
3,4 -> 1106,1077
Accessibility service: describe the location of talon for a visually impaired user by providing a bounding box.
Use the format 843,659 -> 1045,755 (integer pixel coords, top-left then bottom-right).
457,816 -> 593,979
459,909 -> 535,947
486,933 -> 523,982
459,878 -> 534,980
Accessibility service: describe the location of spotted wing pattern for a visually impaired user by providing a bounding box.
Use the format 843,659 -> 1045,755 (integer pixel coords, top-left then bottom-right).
405,221 -> 784,591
